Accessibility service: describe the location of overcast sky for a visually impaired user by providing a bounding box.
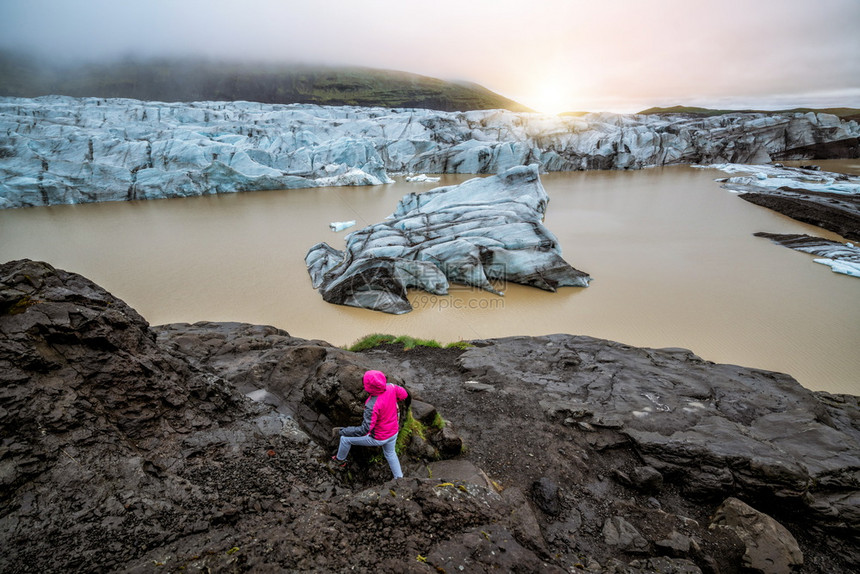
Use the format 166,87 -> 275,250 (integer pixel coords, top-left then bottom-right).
2,0 -> 858,113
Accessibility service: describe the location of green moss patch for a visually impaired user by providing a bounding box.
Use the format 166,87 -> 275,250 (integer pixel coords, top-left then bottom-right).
345,333 -> 471,352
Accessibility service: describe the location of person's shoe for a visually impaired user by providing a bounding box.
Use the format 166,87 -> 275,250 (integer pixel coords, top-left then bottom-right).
328,455 -> 347,471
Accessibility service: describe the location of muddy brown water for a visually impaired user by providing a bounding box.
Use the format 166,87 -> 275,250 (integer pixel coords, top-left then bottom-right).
1,161 -> 858,394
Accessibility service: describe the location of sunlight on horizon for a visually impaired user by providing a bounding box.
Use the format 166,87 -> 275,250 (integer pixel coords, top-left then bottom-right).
525,78 -> 587,114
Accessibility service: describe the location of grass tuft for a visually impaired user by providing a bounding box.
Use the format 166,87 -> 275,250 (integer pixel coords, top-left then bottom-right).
346,333 -> 471,352
429,412 -> 446,430
444,340 -> 473,350
393,335 -> 441,350
345,333 -> 397,352
396,409 -> 426,456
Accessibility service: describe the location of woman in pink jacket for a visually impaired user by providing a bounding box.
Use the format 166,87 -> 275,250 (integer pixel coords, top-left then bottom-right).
331,370 -> 409,479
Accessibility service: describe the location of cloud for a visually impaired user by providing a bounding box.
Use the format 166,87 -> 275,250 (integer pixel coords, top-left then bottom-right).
1,0 -> 858,112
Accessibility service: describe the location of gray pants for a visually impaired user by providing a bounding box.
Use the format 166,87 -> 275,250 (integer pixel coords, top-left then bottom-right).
337,434 -> 403,479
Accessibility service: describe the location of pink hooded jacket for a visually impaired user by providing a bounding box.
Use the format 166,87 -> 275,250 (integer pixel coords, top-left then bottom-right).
362,370 -> 408,440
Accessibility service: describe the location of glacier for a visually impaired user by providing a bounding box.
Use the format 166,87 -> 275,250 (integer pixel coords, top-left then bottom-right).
2,95 -> 859,209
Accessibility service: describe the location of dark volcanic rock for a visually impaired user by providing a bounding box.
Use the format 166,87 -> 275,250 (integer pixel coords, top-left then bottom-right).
305,165 -> 590,314
451,334 -> 860,566
153,321 -> 468,464
153,320 -> 382,446
0,260 -> 267,572
0,260 -> 249,499
2,260 -> 858,573
711,497 -> 804,574
0,260 -> 468,573
532,476 -> 562,515
741,191 -> 860,242
602,516 -> 649,553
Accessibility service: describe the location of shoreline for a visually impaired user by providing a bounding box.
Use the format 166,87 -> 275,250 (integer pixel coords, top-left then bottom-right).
2,164 -> 857,396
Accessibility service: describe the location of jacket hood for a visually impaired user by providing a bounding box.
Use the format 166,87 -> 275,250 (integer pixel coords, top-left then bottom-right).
363,370 -> 388,396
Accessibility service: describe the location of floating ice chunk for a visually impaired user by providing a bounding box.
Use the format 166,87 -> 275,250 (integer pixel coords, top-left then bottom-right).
329,220 -> 356,232
814,258 -> 860,277
405,174 -> 441,183
306,165 -> 590,314
756,233 -> 860,279
703,163 -> 860,195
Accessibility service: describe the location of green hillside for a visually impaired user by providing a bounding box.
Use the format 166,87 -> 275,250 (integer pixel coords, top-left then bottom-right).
0,52 -> 532,113
639,104 -> 860,121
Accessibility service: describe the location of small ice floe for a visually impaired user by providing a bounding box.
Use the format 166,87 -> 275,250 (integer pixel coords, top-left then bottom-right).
405,174 -> 441,183
329,220 -> 356,232
755,233 -> 860,279
813,258 -> 860,278
700,163 -> 860,195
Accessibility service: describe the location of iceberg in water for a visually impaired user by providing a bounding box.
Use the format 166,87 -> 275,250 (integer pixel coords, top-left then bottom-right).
405,174 -> 441,183
305,165 -> 590,314
755,233 -> 860,279
813,258 -> 860,278
329,220 -> 356,232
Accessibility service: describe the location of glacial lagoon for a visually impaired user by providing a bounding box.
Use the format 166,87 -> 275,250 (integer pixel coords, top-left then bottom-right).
1,162 -> 858,394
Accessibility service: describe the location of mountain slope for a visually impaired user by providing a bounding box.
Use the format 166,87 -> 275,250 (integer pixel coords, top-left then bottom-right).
0,51 -> 532,112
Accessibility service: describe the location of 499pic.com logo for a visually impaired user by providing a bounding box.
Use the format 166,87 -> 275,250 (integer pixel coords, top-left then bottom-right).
410,261 -> 508,311
410,293 -> 505,311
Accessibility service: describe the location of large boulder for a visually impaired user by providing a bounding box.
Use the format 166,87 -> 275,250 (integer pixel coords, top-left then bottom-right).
0,259 -> 293,572
456,334 -> 860,564
305,164 -> 591,313
710,497 -> 803,574
0,259 -> 252,503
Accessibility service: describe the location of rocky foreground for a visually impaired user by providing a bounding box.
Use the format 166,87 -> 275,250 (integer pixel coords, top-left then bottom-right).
2,259 -> 860,573
1,96 -> 858,208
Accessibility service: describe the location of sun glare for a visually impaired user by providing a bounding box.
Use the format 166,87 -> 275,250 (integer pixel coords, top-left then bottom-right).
530,81 -> 574,115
